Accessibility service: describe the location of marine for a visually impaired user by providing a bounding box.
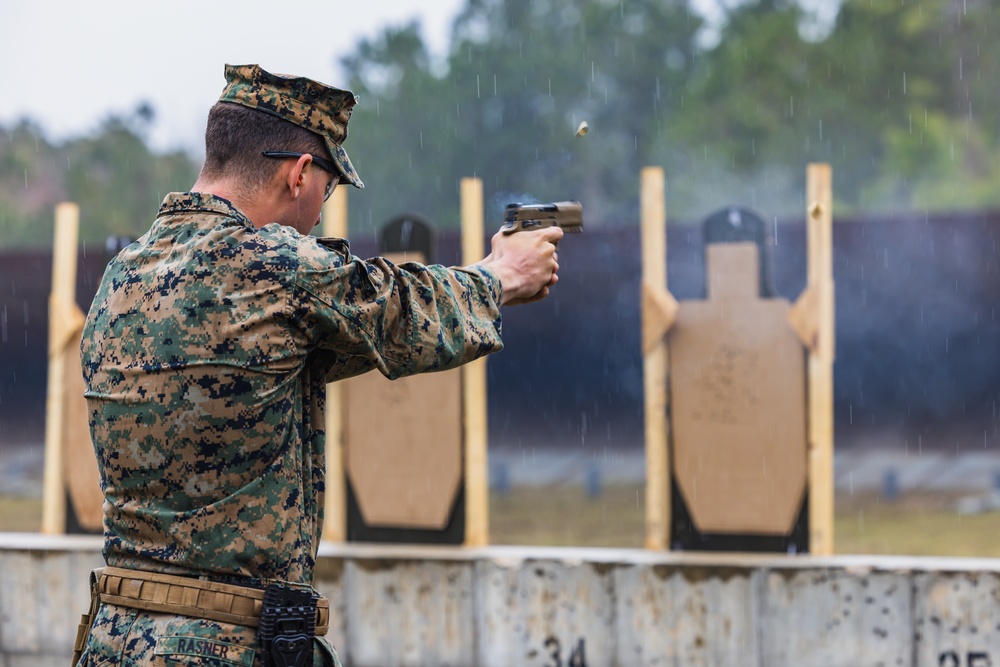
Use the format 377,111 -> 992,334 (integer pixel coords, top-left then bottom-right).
73,63 -> 562,666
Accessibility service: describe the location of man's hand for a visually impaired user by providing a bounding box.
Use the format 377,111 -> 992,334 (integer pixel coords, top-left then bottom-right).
476,225 -> 563,306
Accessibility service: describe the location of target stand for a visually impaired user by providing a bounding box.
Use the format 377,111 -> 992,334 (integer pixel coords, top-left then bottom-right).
641,165 -> 835,555
341,213 -> 466,544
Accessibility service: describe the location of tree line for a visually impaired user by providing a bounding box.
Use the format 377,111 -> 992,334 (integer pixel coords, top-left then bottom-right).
1,0 -> 996,248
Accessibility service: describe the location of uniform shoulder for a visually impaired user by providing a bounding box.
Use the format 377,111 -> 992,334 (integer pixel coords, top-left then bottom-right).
292,233 -> 353,271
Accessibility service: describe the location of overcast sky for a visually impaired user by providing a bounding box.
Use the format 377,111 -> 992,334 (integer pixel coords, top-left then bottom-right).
1,1 -> 837,157
0,1 -> 466,154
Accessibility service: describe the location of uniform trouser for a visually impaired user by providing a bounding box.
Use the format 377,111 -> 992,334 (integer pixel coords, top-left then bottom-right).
74,602 -> 342,667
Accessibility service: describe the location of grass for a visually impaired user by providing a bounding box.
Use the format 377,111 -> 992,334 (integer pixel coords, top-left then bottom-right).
6,485 -> 1000,558
491,484 -> 647,548
0,496 -> 48,533
834,490 -> 1000,558
491,484 -> 1000,558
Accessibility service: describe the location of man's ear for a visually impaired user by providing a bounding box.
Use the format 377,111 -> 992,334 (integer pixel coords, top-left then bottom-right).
284,154 -> 313,199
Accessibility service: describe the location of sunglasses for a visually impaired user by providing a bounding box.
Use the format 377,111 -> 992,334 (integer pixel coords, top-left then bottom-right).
262,150 -> 340,200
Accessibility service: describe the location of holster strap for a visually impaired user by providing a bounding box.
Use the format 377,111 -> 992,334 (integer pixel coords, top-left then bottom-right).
72,567 -> 105,666
97,567 -> 329,636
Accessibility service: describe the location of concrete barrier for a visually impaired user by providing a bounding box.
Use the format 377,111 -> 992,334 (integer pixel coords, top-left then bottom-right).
3,534 -> 1000,666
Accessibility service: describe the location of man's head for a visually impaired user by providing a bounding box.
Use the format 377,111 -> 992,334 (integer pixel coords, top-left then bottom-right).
213,64 -> 363,189
198,64 -> 364,234
201,102 -> 336,196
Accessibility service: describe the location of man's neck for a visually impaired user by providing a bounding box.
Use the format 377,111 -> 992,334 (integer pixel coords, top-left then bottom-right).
190,177 -> 273,229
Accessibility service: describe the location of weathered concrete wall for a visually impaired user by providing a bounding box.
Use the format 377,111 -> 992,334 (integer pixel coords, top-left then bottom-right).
0,534 -> 104,667
4,534 -> 1000,667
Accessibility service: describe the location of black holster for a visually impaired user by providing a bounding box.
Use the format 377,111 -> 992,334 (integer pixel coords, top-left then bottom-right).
257,583 -> 319,667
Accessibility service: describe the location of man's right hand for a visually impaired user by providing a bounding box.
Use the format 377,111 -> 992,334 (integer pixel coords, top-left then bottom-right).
475,226 -> 563,306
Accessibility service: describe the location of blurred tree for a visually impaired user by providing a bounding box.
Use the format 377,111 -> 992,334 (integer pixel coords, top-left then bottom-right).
0,103 -> 198,248
670,0 -> 817,217
681,0 -> 999,215
2,0 -> 998,248
339,0 -> 1000,225
339,21 -> 461,235
815,0 -> 958,211
340,0 -> 702,232
0,120 -> 62,245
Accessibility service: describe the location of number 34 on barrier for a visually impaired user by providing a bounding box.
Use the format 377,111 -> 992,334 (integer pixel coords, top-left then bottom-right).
539,636 -> 586,667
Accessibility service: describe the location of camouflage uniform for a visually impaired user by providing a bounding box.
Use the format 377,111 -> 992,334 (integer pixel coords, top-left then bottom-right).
75,66 -> 504,667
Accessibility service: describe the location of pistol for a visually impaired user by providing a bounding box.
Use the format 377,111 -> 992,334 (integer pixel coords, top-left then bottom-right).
500,201 -> 583,244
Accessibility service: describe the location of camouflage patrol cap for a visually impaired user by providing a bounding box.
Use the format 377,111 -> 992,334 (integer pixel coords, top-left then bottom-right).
218,64 -> 364,189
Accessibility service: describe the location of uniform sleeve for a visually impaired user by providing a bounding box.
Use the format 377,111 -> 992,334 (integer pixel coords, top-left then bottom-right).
291,236 -> 504,380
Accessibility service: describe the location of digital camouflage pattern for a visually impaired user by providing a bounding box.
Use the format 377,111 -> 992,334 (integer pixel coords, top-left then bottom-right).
81,192 -> 503,584
219,64 -> 364,189
77,191 -> 503,664
81,602 -> 342,667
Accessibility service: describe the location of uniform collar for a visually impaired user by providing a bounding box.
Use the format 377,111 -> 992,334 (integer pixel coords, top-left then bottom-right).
157,192 -> 254,228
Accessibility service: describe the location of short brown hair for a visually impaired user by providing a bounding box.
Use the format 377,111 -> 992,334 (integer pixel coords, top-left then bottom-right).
200,102 -> 332,192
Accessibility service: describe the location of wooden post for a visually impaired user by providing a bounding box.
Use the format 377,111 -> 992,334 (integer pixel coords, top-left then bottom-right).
641,168 -> 671,550
42,202 -> 82,535
806,163 -> 835,555
322,188 -> 349,543
461,177 -> 489,547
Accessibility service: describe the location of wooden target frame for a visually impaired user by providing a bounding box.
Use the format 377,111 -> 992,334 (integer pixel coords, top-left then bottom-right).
42,203 -> 104,535
641,164 -> 835,555
322,180 -> 490,546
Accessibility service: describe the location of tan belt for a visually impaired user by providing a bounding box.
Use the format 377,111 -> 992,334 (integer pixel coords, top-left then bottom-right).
96,566 -> 329,635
